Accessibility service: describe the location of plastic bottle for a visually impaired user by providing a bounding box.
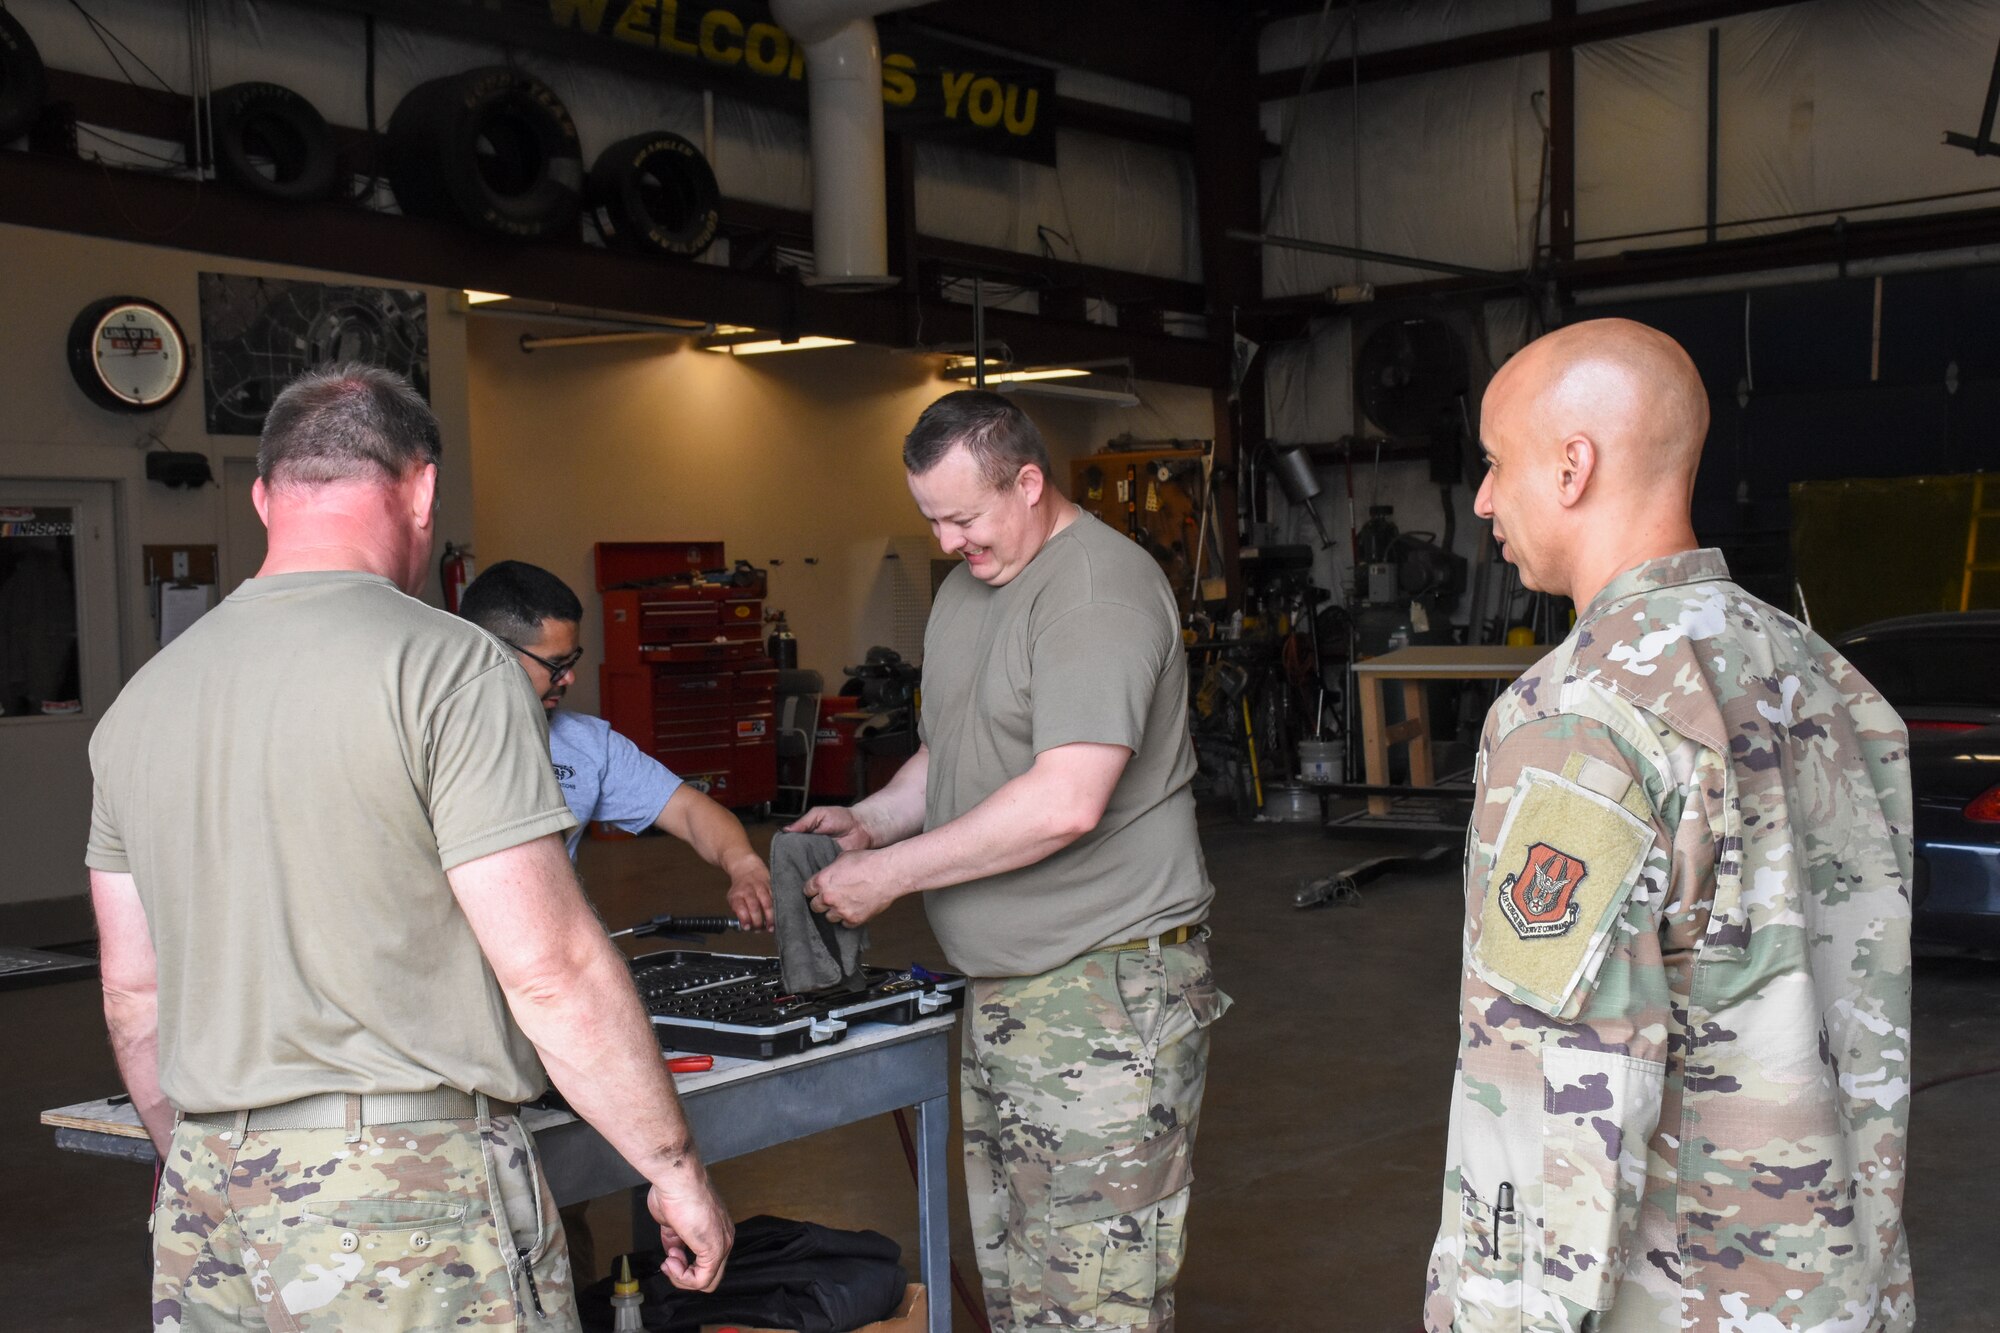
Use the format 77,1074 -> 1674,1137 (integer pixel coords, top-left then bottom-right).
611,1254 -> 644,1332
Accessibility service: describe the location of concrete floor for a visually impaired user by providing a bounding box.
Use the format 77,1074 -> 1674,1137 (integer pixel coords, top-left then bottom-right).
4,813 -> 1997,1330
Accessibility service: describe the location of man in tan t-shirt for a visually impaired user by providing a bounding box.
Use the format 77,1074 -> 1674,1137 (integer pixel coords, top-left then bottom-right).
86,364 -> 731,1331
791,390 -> 1228,1333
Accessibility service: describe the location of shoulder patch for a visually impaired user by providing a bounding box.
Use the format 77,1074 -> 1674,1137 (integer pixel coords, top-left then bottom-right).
1497,842 -> 1589,938
1473,766 -> 1657,1020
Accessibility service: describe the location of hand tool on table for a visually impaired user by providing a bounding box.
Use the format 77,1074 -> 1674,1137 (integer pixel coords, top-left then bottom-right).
608,913 -> 742,941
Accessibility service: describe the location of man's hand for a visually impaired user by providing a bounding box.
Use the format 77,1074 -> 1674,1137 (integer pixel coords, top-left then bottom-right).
657,787 -> 773,930
804,847 -> 905,926
725,862 -> 775,932
647,1165 -> 734,1292
786,804 -> 879,852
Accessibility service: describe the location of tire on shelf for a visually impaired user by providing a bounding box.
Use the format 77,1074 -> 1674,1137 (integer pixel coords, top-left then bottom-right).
0,10 -> 49,144
211,82 -> 340,203
386,67 -> 582,240
588,131 -> 720,258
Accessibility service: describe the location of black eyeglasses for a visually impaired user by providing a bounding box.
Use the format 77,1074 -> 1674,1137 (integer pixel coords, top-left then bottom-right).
504,640 -> 584,680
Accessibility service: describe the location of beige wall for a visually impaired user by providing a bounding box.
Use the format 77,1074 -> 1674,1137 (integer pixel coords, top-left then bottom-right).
0,217 -> 1215,905
0,223 -> 474,904
465,315 -> 1215,708
0,223 -> 477,660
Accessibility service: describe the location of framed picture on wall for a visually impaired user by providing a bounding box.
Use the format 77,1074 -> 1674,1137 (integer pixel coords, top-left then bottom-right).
197,273 -> 429,435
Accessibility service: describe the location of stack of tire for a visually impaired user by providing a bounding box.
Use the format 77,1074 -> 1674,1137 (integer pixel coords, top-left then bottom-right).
2,7 -> 719,260
385,66 -> 718,257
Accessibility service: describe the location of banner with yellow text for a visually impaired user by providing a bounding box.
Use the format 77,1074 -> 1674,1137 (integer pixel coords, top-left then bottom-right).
309,0 -> 1057,163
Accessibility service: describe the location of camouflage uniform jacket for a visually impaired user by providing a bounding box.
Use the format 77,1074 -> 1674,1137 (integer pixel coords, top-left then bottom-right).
1424,549 -> 1915,1332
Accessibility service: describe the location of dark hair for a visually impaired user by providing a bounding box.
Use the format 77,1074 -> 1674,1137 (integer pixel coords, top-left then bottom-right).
903,389 -> 1052,490
459,561 -> 583,643
258,362 -> 442,488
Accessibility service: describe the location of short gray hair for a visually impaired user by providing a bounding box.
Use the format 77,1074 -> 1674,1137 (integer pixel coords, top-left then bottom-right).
258,363 -> 442,488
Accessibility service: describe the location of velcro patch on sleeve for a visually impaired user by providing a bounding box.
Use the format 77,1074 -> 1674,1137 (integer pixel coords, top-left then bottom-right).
1472,766 -> 1655,1020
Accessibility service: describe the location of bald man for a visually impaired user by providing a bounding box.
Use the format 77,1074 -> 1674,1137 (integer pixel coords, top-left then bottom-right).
1423,320 -> 1914,1332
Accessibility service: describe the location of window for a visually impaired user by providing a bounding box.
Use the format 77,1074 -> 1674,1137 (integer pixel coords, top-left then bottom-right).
0,506 -> 83,717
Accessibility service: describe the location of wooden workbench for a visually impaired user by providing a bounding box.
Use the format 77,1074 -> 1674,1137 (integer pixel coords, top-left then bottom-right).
1350,645 -> 1548,816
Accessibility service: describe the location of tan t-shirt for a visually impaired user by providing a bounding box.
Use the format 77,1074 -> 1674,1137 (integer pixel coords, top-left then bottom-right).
919,510 -> 1212,977
86,571 -> 576,1111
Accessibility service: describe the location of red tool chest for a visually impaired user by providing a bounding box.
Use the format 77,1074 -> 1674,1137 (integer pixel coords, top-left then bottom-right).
595,541 -> 777,810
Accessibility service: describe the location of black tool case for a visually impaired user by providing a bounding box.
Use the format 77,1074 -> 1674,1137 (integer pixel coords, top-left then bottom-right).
629,949 -> 967,1059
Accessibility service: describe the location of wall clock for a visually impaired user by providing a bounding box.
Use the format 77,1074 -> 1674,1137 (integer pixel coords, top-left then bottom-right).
68,296 -> 190,412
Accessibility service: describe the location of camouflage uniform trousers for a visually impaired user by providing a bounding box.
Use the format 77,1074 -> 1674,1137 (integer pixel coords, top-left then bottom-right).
150,1105 -> 577,1332
961,933 -> 1230,1333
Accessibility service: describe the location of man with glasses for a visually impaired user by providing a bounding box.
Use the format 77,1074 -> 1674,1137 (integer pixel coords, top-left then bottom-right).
459,560 -> 773,930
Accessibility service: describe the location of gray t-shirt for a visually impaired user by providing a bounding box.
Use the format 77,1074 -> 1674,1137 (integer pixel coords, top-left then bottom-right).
919,510 -> 1212,977
86,571 -> 576,1111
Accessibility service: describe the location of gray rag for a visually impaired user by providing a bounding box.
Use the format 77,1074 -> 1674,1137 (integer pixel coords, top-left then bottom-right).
769,830 -> 869,993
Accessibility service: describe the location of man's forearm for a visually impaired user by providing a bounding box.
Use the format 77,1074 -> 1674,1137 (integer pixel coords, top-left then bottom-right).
508,935 -> 701,1182
874,763 -> 1087,896
104,996 -> 173,1156
850,746 -> 930,845
679,793 -> 762,880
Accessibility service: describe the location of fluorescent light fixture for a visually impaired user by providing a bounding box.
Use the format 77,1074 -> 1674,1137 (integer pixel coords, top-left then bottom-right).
463,290 -> 513,305
986,368 -> 1092,383
704,336 -> 855,355
943,359 -> 1092,385
713,324 -> 759,335
993,381 -> 1140,408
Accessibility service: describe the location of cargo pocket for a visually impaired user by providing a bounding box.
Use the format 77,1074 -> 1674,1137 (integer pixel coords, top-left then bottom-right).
1540,1046 -> 1662,1314
1454,1179 -> 1523,1333
1040,1123 -> 1194,1328
485,1114 -> 575,1323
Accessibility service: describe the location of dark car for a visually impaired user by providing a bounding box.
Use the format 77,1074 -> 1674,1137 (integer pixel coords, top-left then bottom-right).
1835,612 -> 2000,951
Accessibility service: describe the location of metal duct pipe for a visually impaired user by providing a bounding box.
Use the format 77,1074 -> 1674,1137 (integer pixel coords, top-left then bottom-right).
1570,242 -> 2000,306
518,329 -> 691,352
769,0 -> 930,291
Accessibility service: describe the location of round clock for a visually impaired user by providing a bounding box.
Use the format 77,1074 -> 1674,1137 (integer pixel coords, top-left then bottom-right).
67,296 -> 190,412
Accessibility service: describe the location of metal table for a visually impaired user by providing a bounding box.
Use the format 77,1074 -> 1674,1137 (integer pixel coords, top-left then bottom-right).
44,1013 -> 958,1333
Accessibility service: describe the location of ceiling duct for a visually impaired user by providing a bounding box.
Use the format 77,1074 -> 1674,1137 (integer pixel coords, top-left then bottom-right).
769,0 -> 931,292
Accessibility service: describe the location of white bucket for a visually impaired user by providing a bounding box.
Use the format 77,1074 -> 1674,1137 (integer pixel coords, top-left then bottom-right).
1298,739 -> 1342,786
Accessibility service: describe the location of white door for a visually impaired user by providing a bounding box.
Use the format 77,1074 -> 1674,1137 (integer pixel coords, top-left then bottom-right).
0,480 -> 121,906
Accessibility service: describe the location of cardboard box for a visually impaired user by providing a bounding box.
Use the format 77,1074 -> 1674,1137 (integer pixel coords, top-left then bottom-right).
700,1283 -> 926,1333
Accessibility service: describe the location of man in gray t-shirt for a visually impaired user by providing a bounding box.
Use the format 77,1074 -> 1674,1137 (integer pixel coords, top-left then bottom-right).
792,390 -> 1228,1333
87,365 -> 731,1331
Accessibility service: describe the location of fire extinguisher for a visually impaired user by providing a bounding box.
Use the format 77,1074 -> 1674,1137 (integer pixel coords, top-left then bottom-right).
440,541 -> 474,614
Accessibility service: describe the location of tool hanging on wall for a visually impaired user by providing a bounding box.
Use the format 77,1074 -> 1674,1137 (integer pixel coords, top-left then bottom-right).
1269,445 -> 1335,549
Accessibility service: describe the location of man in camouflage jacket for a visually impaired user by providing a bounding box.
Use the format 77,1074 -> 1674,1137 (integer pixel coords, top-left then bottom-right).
1424,319 -> 1914,1332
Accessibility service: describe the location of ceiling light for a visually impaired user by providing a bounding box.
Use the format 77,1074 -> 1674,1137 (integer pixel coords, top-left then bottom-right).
463,290 -> 512,305
713,324 -> 758,335
942,360 -> 1092,384
986,368 -> 1092,383
993,381 -> 1140,408
703,336 -> 855,355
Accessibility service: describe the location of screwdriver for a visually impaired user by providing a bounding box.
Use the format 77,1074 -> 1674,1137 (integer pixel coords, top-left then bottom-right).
666,1055 -> 714,1073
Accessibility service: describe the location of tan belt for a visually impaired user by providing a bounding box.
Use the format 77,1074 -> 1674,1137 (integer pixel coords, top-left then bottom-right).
183,1089 -> 514,1132
1101,923 -> 1201,954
